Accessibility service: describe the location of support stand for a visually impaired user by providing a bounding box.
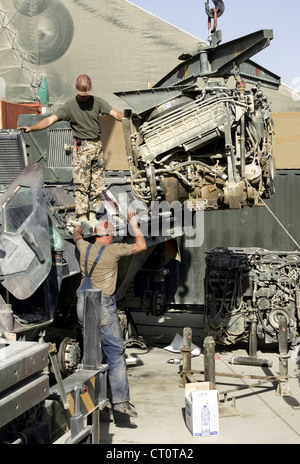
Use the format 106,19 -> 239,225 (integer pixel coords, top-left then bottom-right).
178,320 -> 292,405
230,319 -> 273,368
68,386 -> 93,444
179,327 -> 193,387
49,290 -> 108,444
68,290 -> 108,444
203,336 -> 216,384
276,315 -> 292,397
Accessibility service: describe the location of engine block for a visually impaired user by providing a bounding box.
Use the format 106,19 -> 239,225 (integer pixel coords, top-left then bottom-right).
122,81 -> 275,210
204,247 -> 300,345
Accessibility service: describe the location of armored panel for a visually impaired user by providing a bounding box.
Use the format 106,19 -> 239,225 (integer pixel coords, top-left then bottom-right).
0,341 -> 49,428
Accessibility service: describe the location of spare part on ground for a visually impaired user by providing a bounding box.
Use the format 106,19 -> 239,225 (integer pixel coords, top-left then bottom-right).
204,247 -> 300,345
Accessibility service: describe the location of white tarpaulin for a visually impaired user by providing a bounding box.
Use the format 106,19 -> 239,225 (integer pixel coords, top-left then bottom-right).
0,0 -> 299,112
0,0 -> 201,109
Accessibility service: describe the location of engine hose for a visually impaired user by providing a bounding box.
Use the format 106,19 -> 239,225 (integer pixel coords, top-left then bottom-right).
158,160 -> 227,181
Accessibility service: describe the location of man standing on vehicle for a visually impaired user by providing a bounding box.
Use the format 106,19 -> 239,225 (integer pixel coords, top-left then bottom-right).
72,212 -> 146,417
19,74 -> 124,228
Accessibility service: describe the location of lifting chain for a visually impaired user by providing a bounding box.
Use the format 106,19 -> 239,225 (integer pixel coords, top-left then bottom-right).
205,0 -> 225,33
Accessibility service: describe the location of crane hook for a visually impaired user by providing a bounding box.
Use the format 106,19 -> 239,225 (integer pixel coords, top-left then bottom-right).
205,0 -> 225,18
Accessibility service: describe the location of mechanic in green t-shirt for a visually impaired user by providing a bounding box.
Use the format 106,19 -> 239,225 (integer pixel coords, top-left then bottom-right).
19,74 -> 124,228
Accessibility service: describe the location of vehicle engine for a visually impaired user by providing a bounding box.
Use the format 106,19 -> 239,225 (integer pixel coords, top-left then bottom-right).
204,247 -> 300,345
122,81 -> 275,210
117,1 -> 280,211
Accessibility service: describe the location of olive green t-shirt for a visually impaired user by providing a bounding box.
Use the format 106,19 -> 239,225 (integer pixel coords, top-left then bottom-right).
55,96 -> 112,140
76,239 -> 133,297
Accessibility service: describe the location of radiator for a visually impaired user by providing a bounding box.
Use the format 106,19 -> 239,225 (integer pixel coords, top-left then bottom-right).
47,128 -> 74,168
0,130 -> 27,185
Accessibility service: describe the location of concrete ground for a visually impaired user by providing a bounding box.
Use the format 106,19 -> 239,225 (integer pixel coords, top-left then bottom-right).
99,330 -> 300,445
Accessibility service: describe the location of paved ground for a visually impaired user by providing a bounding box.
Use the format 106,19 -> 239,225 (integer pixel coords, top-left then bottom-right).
99,336 -> 300,445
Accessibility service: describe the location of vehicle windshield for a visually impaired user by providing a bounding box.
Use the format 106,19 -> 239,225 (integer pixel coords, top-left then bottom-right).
3,186 -> 33,233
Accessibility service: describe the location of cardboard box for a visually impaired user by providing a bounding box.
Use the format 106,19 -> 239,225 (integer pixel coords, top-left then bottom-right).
185,382 -> 219,437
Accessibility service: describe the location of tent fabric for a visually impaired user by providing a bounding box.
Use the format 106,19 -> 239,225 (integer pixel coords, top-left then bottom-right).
0,0 -> 202,109
0,0 -> 299,113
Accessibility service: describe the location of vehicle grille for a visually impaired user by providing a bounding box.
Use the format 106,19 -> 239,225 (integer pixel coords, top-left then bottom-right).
0,130 -> 27,185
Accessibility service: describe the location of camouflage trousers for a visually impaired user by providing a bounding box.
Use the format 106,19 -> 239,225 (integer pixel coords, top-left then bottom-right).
72,140 -> 105,216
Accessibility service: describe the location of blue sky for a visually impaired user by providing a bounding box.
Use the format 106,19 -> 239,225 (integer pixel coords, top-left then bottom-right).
128,0 -> 300,89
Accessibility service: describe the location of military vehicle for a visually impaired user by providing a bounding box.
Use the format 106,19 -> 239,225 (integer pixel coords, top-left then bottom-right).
1,0 -> 298,444
0,0 -> 281,348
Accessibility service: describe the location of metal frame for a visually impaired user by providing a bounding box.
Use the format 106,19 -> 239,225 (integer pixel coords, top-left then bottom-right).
179,322 -> 291,405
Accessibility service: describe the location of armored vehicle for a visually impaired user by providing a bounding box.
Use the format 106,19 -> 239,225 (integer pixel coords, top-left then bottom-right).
1,0 -> 298,444
0,0 -> 281,353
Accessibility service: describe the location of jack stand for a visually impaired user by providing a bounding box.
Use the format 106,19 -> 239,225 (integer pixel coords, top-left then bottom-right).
178,332 -> 272,416
230,320 -> 272,368
178,331 -> 281,417
203,336 -> 216,384
202,335 -> 239,417
178,330 -> 238,420
182,327 -> 192,372
276,315 -> 292,397
179,327 -> 193,387
249,319 -> 258,357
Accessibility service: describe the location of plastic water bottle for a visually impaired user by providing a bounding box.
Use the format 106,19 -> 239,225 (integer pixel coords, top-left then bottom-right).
201,405 -> 210,435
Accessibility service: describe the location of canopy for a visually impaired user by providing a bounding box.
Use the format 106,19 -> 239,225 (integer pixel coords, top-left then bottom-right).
0,0 -> 299,112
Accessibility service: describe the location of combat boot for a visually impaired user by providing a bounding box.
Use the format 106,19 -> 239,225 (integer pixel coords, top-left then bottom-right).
87,212 -> 98,227
66,213 -> 89,233
77,213 -> 89,225
66,213 -> 78,233
114,402 -> 138,417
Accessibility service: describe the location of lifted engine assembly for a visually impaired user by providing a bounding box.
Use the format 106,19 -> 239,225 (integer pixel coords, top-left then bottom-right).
117,1 -> 280,210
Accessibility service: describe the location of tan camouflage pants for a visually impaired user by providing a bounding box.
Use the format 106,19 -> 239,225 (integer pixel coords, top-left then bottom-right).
72,140 -> 105,216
